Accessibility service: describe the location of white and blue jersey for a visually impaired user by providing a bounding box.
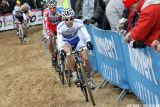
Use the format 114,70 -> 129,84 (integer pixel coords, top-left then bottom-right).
57,19 -> 91,50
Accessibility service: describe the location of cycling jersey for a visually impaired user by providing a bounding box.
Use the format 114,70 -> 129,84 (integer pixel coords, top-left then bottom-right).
13,5 -> 27,23
57,19 -> 91,50
43,8 -> 61,36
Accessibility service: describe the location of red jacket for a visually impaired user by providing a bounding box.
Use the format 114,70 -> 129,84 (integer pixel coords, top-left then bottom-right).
131,4 -> 160,46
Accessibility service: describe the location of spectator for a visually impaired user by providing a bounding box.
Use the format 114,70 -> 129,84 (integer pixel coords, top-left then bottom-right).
75,0 -> 83,18
0,0 -> 10,15
69,0 -> 83,18
124,0 -> 160,50
105,0 -> 125,31
117,8 -> 146,49
83,0 -> 111,30
82,0 -> 95,21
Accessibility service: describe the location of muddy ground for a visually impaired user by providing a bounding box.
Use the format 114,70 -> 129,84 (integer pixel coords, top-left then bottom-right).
0,26 -> 141,107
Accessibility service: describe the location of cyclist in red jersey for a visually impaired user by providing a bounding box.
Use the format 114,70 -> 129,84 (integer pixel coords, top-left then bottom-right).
43,0 -> 61,67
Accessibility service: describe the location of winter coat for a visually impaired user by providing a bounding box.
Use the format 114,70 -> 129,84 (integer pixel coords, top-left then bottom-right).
105,0 -> 124,31
131,0 -> 160,46
93,0 -> 110,30
82,0 -> 95,20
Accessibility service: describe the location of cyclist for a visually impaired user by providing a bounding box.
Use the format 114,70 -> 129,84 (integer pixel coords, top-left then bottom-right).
20,3 -> 31,24
13,0 -> 28,42
57,8 -> 94,88
20,2 -> 31,42
43,0 -> 61,67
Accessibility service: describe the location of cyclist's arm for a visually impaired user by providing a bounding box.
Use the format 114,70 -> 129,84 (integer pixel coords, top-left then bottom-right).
44,17 -> 50,35
57,32 -> 63,50
79,24 -> 91,42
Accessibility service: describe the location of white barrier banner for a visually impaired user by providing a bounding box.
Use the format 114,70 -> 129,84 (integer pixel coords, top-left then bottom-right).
29,10 -> 43,26
0,10 -> 43,31
0,14 -> 15,31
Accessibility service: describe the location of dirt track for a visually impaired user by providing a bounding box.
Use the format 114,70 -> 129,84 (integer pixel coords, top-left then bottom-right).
0,26 -> 141,107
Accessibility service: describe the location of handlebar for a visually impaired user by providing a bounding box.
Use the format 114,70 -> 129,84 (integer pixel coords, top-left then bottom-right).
66,47 -> 87,56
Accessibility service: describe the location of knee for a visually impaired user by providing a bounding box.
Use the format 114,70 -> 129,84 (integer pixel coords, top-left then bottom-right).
83,55 -> 88,61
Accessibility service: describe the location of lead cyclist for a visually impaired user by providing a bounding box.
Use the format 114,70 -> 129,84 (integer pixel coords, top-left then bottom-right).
57,8 -> 94,88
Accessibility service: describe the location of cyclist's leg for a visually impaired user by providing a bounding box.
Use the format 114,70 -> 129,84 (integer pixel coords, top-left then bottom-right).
62,43 -> 78,82
76,40 -> 91,76
77,40 -> 95,89
48,34 -> 57,66
14,16 -> 20,35
62,43 -> 75,70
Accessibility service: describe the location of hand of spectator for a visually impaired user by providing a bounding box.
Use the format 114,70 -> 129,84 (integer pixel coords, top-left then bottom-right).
77,16 -> 83,19
83,19 -> 90,25
117,18 -> 128,31
151,40 -> 160,51
124,32 -> 132,43
119,30 -> 127,36
130,40 -> 146,49
83,19 -> 95,25
129,40 -> 135,48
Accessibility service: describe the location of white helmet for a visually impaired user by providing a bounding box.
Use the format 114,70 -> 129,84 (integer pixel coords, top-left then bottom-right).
47,0 -> 57,7
61,8 -> 75,18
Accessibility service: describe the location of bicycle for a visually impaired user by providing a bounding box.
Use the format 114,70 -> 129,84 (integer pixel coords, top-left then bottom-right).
14,21 -> 26,45
66,47 -> 96,106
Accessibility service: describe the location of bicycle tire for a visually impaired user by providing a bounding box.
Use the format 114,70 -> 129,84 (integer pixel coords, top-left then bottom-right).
76,67 -> 89,102
80,63 -> 96,106
80,85 -> 88,102
19,28 -> 24,45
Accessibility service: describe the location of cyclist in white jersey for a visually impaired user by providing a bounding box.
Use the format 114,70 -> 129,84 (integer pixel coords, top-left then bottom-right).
57,8 -> 94,87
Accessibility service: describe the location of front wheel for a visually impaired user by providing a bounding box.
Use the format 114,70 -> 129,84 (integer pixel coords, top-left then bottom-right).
19,28 -> 24,45
80,63 -> 96,106
76,66 -> 88,101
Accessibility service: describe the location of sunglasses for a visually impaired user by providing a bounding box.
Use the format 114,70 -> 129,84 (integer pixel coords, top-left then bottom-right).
65,17 -> 74,21
49,7 -> 56,9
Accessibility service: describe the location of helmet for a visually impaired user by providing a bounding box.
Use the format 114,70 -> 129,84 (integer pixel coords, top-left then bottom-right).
47,0 -> 57,7
61,8 -> 75,18
123,0 -> 139,8
16,0 -> 21,5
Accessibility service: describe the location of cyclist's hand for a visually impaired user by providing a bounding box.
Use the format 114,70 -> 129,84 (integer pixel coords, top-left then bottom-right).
60,49 -> 65,60
87,41 -> 93,50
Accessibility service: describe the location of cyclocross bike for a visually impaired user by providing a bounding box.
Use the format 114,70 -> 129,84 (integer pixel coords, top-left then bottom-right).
14,21 -> 26,45
66,47 -> 96,106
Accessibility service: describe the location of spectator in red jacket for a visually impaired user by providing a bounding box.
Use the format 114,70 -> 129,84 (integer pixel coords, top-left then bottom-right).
123,0 -> 160,50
